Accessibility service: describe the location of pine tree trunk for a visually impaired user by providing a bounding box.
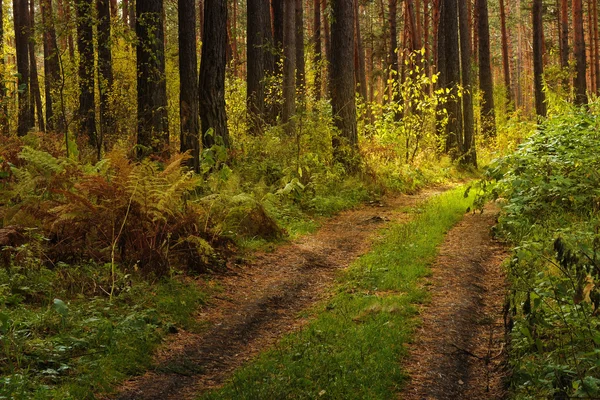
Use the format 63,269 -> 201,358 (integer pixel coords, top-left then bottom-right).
476,0 -> 495,136
0,0 -> 7,135
179,0 -> 199,170
122,0 -> 129,25
354,0 -> 367,100
458,0 -> 476,166
573,0 -> 588,105
41,0 -> 62,132
442,0 -> 461,154
593,0 -> 600,94
331,0 -> 358,168
282,0 -> 296,127
560,0 -> 568,70
97,0 -> 114,151
499,0 -> 512,106
136,0 -> 169,156
29,0 -> 44,132
199,0 -> 230,149
314,0 -> 322,100
247,0 -> 267,134
322,0 -> 331,96
76,0 -> 97,147
388,0 -> 399,108
533,0 -> 547,117
295,0 -> 305,99
13,0 -> 33,136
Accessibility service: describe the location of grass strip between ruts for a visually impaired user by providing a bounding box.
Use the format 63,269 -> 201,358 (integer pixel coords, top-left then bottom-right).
200,186 -> 473,400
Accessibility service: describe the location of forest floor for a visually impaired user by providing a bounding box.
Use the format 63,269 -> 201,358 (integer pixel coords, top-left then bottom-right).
111,188 -> 509,400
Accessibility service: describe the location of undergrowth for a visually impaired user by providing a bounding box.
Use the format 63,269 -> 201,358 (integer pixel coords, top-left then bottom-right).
200,187 -> 472,399
473,103 -> 600,398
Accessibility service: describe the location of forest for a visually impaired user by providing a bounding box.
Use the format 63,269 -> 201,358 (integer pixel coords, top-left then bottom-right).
1,0 -> 600,398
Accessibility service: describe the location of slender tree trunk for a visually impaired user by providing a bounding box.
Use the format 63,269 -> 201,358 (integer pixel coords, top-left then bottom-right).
76,0 -> 98,147
282,0 -> 296,127
314,0 -> 322,100
63,0 -> 76,60
441,0 -> 461,154
97,0 -> 113,152
476,0 -> 495,136
295,0 -> 305,99
136,0 -> 169,156
499,0 -> 512,106
29,0 -> 44,133
178,0 -> 199,170
560,0 -> 568,70
593,0 -> 600,94
458,0 -> 476,166
423,0 -> 430,78
533,0 -> 547,117
122,0 -> 129,24
129,0 -> 136,31
322,0 -> 331,96
573,0 -> 588,105
388,0 -> 399,108
354,0 -> 367,100
199,0 -> 230,149
247,0 -> 267,134
14,0 -> 33,136
331,0 -> 358,168
41,0 -> 62,132
0,0 -> 7,134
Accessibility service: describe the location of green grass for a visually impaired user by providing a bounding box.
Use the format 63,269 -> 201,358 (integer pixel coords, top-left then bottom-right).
200,186 -> 472,400
0,264 -> 207,399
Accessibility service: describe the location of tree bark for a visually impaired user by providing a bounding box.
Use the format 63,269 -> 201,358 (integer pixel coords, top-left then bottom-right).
593,0 -> 600,94
572,0 -> 587,105
499,0 -> 512,106
247,0 -> 267,134
458,0 -> 476,166
136,0 -> 169,157
533,0 -> 547,117
122,0 -> 129,25
14,0 -> 34,136
476,0 -> 495,137
282,0 -> 296,127
354,0 -> 367,100
295,0 -> 305,99
331,0 -> 358,168
199,0 -> 230,149
442,0 -> 461,153
388,0 -> 399,110
179,0 -> 199,170
97,0 -> 114,152
314,0 -> 322,100
322,0 -> 331,96
41,0 -> 62,132
0,0 -> 7,135
29,0 -> 44,133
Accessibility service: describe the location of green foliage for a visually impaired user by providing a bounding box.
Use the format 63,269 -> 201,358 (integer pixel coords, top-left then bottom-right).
473,105 -> 600,398
0,260 -> 206,399
201,187 -> 472,399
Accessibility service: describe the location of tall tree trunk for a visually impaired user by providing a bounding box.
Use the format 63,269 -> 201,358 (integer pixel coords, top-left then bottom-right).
282,0 -> 296,127
129,0 -> 136,31
593,0 -> 600,94
423,0 -> 430,79
560,0 -> 569,70
247,0 -> 267,134
199,0 -> 230,149
109,0 -> 117,17
29,0 -> 45,133
314,0 -> 322,100
13,0 -> 33,136
388,0 -> 399,109
179,0 -> 199,170
458,0 -> 476,166
61,0 -> 76,60
573,0 -> 588,105
76,0 -> 97,147
533,0 -> 547,117
122,0 -> 129,24
476,0 -> 495,137
97,0 -> 113,152
331,0 -> 358,168
0,0 -> 7,134
322,0 -> 331,96
295,0 -> 305,99
440,0 -> 461,154
354,0 -> 367,100
499,0 -> 512,106
136,0 -> 169,157
41,0 -> 62,132
588,0 -> 595,94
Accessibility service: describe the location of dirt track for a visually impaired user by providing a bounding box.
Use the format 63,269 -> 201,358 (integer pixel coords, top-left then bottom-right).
113,188 -> 448,400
